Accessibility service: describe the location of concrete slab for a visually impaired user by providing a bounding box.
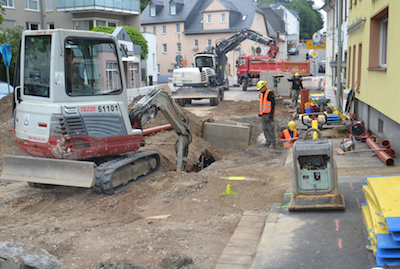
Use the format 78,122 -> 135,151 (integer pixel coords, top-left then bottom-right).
251,176 -> 378,269
216,211 -> 268,269
202,119 -> 252,154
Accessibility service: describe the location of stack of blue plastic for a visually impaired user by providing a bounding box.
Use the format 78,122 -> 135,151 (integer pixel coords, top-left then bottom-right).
361,175 -> 400,267
326,114 -> 340,123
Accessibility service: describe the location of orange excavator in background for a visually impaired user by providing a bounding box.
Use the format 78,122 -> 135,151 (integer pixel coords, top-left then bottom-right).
0,29 -> 191,194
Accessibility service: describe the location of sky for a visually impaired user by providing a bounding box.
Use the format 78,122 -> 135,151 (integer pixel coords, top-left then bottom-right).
313,0 -> 327,32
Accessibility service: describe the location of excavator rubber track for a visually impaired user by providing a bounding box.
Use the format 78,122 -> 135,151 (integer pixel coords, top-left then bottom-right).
94,151 -> 161,195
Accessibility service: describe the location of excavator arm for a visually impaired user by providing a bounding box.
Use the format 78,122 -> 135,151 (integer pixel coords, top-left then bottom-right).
129,88 -> 192,171
213,28 -> 276,86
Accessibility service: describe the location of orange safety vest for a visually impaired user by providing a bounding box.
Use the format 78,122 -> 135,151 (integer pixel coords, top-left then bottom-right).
259,89 -> 277,115
283,129 -> 299,148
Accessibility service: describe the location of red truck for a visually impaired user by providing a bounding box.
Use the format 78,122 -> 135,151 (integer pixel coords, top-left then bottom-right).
236,55 -> 311,91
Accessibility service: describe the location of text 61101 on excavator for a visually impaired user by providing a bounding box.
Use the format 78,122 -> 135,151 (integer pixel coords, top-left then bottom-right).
0,29 -> 192,195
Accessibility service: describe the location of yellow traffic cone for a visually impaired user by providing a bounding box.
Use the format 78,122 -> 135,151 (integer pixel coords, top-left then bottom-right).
225,184 -> 232,195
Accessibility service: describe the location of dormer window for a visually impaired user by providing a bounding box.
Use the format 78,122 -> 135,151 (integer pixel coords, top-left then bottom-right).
221,13 -> 226,23
171,4 -> 176,15
207,14 -> 212,24
151,7 -> 156,16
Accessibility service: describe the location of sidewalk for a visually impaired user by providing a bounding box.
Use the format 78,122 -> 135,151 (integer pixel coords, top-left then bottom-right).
216,138 -> 397,269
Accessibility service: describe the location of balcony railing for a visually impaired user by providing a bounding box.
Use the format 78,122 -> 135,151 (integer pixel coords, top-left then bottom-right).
56,0 -> 140,14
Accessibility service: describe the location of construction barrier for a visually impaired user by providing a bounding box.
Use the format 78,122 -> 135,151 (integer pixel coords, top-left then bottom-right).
362,175 -> 400,267
301,76 -> 325,90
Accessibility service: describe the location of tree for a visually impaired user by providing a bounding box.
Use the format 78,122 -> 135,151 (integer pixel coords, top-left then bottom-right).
0,26 -> 24,84
91,26 -> 148,60
284,0 -> 323,39
141,0 -> 151,13
0,5 -> 5,25
256,0 -> 323,39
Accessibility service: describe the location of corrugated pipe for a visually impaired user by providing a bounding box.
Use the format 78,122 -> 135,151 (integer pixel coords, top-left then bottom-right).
142,124 -> 173,136
365,137 -> 394,166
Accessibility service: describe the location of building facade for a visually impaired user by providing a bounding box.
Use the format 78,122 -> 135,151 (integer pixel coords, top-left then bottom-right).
322,0 -> 349,93
348,0 -> 400,153
1,0 -> 140,31
270,2 -> 300,49
1,0 -> 142,88
141,0 -> 277,82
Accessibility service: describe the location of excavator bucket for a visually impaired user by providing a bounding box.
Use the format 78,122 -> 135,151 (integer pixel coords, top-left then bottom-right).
0,155 -> 96,188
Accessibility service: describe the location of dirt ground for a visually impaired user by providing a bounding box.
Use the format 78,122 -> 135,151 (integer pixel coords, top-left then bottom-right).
0,93 -> 398,269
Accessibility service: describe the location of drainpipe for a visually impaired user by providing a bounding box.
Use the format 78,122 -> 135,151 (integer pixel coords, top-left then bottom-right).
329,0 -> 335,87
39,0 -> 44,29
336,0 -> 343,112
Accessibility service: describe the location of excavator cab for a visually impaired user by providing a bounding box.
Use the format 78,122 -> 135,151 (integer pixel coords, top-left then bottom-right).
2,29 -> 191,194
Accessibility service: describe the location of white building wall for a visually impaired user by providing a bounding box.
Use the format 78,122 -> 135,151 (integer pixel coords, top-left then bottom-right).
324,0 -> 348,90
142,32 -> 158,84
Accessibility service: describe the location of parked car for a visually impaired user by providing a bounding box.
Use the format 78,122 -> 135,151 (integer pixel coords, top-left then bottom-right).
318,60 -> 326,73
288,47 -> 299,55
0,81 -> 14,100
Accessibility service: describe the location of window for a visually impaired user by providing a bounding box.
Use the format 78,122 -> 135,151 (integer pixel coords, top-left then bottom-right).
368,6 -> 388,71
106,62 -> 120,92
221,13 -> 226,23
46,0 -> 53,11
175,24 -> 180,33
47,23 -> 54,29
151,7 -> 156,16
379,16 -> 388,67
2,20 -> 16,28
378,119 -> 383,133
74,19 -> 118,30
128,63 -> 138,89
23,35 -> 51,97
347,47 -> 351,87
25,0 -> 39,10
143,26 -> 147,33
152,26 -> 157,35
352,45 -> 356,88
162,25 -> 166,34
162,44 -> 167,53
177,43 -> 181,53
207,39 -> 212,47
357,43 -> 362,90
194,39 -> 198,47
207,14 -> 212,24
157,64 -> 160,74
0,0 -> 14,8
26,22 -> 40,30
64,37 -> 122,96
171,4 -> 176,15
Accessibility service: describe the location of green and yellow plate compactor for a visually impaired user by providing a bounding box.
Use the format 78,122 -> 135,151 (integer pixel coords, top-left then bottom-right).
288,138 -> 345,211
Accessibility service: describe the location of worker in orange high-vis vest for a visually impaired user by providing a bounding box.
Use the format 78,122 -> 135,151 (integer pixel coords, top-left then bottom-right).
279,121 -> 300,148
257,80 -> 276,148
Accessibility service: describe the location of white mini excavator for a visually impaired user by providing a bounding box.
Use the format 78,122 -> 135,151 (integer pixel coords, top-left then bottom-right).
1,29 -> 192,194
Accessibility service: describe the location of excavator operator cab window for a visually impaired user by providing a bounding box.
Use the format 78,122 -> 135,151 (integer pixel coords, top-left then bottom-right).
195,56 -> 214,69
23,35 -> 51,97
65,37 -> 123,97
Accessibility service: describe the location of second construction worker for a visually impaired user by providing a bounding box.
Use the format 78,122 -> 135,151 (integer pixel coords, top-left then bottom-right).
279,121 -> 300,149
287,73 -> 303,107
257,80 -> 276,148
